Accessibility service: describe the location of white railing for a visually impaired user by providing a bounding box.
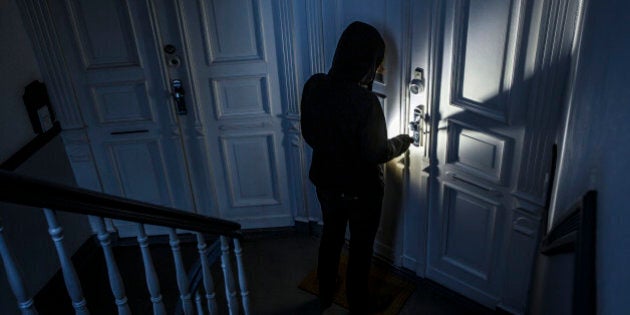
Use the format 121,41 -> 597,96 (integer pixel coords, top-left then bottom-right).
0,171 -> 251,315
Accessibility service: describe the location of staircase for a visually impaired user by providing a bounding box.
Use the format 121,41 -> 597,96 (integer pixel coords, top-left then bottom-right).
0,170 -> 250,315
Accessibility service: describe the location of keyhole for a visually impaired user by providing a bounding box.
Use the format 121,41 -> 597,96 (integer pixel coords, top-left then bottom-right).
164,44 -> 176,54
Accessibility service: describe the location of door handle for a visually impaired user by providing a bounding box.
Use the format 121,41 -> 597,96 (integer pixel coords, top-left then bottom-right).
409,105 -> 426,146
171,79 -> 187,115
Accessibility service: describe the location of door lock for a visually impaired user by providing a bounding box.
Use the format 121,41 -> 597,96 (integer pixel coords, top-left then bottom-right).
171,79 -> 187,115
409,67 -> 425,94
409,105 -> 427,147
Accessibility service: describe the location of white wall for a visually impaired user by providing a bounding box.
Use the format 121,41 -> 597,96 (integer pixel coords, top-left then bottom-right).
550,0 -> 630,313
0,0 -> 41,163
0,1 -> 92,314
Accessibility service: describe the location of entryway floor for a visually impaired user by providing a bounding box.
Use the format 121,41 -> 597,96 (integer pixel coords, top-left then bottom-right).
34,230 -> 506,314
241,233 -> 501,315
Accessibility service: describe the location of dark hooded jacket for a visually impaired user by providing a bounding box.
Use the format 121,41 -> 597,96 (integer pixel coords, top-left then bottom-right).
300,21 -> 410,195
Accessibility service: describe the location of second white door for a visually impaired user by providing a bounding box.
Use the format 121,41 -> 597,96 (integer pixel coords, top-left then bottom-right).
50,0 -> 293,232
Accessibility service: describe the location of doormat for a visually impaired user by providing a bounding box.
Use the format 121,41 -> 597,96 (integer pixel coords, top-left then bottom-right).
298,255 -> 416,314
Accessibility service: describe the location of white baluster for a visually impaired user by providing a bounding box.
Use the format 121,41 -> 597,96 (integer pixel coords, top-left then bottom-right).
195,233 -> 218,315
0,217 -> 38,315
168,228 -> 194,314
136,224 -> 166,315
195,290 -> 205,315
43,209 -> 89,315
220,236 -> 238,315
233,238 -> 250,315
90,216 -> 130,314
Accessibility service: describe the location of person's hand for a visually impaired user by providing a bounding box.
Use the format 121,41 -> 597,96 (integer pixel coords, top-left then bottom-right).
395,134 -> 413,144
393,134 -> 413,152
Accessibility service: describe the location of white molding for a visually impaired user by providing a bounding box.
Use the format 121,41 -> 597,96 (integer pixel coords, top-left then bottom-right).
60,128 -> 103,192
293,216 -> 310,223
274,0 -> 310,222
306,0 -> 325,74
426,0 -> 446,168
274,0 -> 300,115
549,0 -> 588,230
426,266 -> 500,308
401,255 -> 417,270
512,193 -> 543,216
517,0 -> 582,200
17,0 -> 84,129
399,0 -> 413,135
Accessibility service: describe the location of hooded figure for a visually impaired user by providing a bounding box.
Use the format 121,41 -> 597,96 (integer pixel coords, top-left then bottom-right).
300,21 -> 412,313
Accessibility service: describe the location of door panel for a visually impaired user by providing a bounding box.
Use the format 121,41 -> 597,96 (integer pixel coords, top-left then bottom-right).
179,0 -> 292,227
455,0 -> 513,116
105,140 -> 172,206
67,0 -> 140,68
449,0 -> 522,122
446,121 -> 512,184
429,180 -> 504,304
202,0 -> 263,62
212,76 -> 270,118
90,81 -> 157,125
442,188 -> 497,280
220,133 -> 282,209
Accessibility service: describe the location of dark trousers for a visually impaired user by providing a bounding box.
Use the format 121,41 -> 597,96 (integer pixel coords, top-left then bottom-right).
316,188 -> 383,313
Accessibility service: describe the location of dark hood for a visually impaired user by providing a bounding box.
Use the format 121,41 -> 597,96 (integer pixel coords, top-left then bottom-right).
328,21 -> 385,87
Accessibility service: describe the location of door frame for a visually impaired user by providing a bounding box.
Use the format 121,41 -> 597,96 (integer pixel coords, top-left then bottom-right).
17,0 -> 105,230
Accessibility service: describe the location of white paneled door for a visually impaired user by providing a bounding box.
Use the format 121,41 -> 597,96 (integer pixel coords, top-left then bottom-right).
176,0 -> 292,228
406,0 -> 581,313
425,0 -> 528,307
50,0 -> 292,234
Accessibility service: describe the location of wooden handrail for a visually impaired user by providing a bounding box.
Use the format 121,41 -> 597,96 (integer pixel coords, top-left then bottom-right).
0,170 -> 241,237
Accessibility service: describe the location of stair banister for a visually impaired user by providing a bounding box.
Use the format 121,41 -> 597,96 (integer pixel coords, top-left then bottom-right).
0,170 -> 249,314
